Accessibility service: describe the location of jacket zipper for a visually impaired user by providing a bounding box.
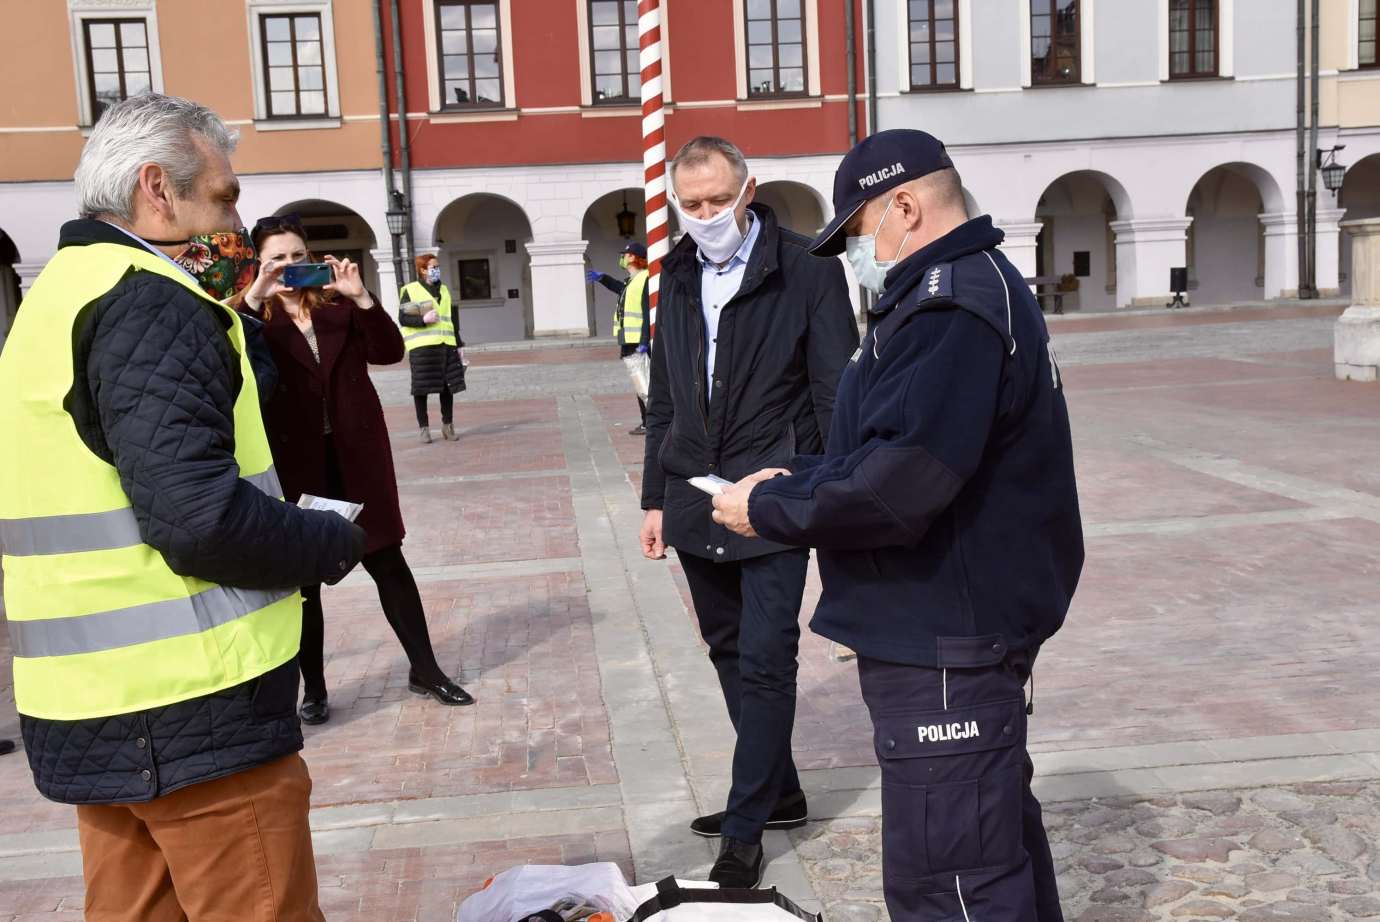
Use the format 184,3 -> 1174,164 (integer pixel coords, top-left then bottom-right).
691,292 -> 710,436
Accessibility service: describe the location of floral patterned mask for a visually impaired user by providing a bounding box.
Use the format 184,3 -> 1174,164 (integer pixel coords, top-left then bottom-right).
174,229 -> 257,303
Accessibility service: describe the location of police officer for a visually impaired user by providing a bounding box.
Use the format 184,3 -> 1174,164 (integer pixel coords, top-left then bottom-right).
588,241 -> 651,434
711,130 -> 1084,919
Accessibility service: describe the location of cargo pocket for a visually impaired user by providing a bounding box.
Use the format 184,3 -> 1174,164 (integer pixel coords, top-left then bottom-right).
874,697 -> 1025,881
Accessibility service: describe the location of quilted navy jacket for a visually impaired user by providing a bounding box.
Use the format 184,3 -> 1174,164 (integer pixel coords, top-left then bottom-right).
14,220 -> 365,804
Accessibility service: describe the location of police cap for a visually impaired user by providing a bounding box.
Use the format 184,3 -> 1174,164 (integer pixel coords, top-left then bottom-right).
809,129 -> 954,257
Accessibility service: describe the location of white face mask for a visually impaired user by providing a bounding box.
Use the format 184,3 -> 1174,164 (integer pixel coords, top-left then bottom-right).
845,196 -> 911,295
673,180 -> 751,265
425,267 -> 441,284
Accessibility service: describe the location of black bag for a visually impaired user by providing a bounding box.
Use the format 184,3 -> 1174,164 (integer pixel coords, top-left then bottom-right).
631,877 -> 823,922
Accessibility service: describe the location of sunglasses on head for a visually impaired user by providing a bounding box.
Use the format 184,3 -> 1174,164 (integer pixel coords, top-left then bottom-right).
252,214 -> 306,239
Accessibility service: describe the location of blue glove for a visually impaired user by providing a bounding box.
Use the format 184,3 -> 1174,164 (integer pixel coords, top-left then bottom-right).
585,270 -> 602,283
636,343 -> 650,354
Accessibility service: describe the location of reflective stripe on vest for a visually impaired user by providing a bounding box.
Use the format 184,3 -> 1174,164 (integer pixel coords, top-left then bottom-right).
616,270 -> 649,345
9,585 -> 297,658
0,242 -> 303,721
0,467 -> 281,557
400,281 -> 458,351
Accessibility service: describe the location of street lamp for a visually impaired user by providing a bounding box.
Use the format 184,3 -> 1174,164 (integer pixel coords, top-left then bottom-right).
385,190 -> 409,284
615,194 -> 636,239
386,190 -> 409,238
1317,145 -> 1347,194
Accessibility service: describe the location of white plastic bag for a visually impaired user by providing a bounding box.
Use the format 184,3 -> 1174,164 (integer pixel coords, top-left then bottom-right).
623,351 -> 651,402
456,863 -> 639,922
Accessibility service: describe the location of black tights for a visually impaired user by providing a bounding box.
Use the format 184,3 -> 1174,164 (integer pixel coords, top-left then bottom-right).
299,544 -> 447,700
414,389 -> 454,427
298,436 -> 447,700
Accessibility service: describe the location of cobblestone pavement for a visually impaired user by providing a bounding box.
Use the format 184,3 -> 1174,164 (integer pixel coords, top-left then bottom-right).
792,780 -> 1380,922
1,300 -> 1378,921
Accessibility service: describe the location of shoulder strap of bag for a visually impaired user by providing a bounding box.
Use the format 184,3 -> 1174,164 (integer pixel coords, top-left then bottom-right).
632,878 -> 822,922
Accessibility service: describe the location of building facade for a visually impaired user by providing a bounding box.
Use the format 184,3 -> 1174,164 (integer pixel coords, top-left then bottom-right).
1,1 -> 1378,348
874,0 -> 1380,310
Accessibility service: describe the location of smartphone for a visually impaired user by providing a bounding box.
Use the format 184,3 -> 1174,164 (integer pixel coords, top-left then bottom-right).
282,262 -> 332,288
689,474 -> 734,496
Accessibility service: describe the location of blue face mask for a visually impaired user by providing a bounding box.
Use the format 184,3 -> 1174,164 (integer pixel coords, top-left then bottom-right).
425,267 -> 441,284
845,197 -> 910,295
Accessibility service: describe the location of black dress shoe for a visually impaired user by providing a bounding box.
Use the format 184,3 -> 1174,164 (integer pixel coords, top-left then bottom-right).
691,790 -> 808,838
0,739 -> 15,756
408,672 -> 475,706
708,837 -> 764,889
300,698 -> 329,725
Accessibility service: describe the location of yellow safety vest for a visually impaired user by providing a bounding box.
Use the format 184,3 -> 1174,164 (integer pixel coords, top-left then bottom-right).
614,269 -> 649,346
0,243 -> 302,721
400,281 -> 458,351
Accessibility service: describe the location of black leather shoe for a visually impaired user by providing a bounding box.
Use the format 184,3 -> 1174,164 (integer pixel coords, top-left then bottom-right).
708,837 -> 764,889
691,790 -> 808,838
0,739 -> 15,756
408,672 -> 475,706
300,697 -> 329,725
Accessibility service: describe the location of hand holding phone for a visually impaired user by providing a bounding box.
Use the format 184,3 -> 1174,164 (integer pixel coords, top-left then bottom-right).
281,262 -> 333,289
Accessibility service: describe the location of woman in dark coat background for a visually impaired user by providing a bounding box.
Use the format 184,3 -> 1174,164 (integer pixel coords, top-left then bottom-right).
399,253 -> 466,444
241,219 -> 474,724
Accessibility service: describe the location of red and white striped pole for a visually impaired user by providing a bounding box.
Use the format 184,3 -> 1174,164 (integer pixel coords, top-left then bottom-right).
638,0 -> 667,338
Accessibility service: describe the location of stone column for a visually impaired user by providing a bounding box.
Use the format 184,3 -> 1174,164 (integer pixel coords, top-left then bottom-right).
996,221 -> 1043,291
370,248 -> 402,316
1259,212 -> 1301,299
526,238 -> 591,338
1109,217 -> 1191,307
1314,207 -> 1346,298
1335,217 -> 1380,383
14,261 -> 46,294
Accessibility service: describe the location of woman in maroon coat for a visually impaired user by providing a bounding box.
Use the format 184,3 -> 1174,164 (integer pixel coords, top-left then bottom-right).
241,218 -> 473,723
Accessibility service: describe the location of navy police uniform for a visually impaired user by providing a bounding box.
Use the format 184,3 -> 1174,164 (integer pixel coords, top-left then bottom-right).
748,130 -> 1084,921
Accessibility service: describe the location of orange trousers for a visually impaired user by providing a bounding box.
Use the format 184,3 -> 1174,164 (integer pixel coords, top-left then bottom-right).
76,754 -> 325,922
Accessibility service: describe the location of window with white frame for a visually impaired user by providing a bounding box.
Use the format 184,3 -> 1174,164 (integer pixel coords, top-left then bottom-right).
1031,0 -> 1081,85
68,1 -> 165,128
259,13 -> 329,117
245,1 -> 341,124
1361,0 -> 1377,67
589,0 -> 640,103
82,19 -> 153,122
745,0 -> 808,97
909,0 -> 959,90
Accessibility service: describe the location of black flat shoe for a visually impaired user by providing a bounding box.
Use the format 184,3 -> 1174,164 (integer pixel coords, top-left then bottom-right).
0,739 -> 15,756
691,790 -> 808,838
300,697 -> 329,725
408,672 -> 475,706
708,837 -> 764,889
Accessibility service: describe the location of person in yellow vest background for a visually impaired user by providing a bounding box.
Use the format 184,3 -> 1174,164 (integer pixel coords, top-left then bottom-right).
587,241 -> 651,434
399,254 -> 467,444
0,94 -> 366,921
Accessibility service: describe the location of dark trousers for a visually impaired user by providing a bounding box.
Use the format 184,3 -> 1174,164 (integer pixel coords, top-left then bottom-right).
679,547 -> 808,844
857,647 -> 1062,922
414,389 -> 454,427
618,342 -> 647,423
298,438 -> 447,701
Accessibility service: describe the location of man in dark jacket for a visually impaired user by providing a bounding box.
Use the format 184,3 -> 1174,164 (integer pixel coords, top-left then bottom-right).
0,95 -> 363,920
712,130 -> 1084,919
641,136 -> 859,887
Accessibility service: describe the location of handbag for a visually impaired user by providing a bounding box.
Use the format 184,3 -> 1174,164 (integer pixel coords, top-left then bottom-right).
630,877 -> 823,922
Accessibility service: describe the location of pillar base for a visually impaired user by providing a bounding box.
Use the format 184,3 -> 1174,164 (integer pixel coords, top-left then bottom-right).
1334,305 -> 1380,383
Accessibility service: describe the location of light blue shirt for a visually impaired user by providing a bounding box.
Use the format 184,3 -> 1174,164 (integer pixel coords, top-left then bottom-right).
697,212 -> 761,399
105,221 -> 198,281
